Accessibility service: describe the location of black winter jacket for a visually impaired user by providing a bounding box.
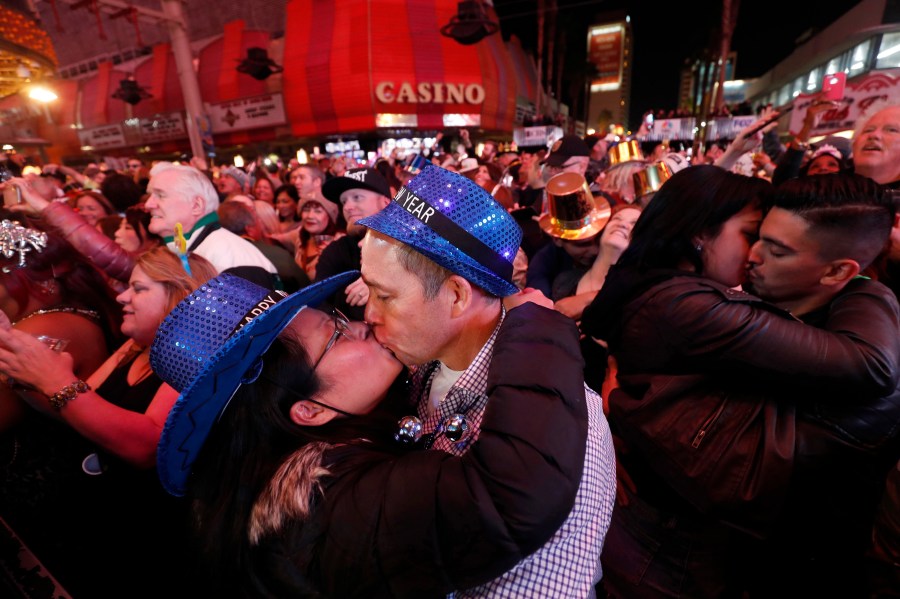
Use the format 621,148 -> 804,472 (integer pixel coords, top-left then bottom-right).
255,303 -> 589,597
583,267 -> 900,591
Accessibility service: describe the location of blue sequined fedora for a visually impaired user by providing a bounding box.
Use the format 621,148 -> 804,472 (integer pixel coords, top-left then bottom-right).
151,271 -> 358,496
357,164 -> 522,297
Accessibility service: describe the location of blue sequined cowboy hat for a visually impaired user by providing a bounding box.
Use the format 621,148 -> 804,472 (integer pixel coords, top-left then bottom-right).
151,271 -> 358,496
357,164 -> 522,297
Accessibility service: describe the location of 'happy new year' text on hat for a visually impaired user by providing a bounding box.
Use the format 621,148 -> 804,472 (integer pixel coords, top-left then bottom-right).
357,164 -> 522,297
321,167 -> 391,204
151,271 -> 358,496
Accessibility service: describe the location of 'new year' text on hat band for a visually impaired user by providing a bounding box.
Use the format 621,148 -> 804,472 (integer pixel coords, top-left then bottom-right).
393,186 -> 513,281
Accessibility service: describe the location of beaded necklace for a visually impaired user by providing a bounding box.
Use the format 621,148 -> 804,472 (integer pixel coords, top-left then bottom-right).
12,306 -> 100,326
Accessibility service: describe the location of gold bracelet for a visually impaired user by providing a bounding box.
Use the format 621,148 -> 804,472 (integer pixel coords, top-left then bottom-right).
48,380 -> 91,411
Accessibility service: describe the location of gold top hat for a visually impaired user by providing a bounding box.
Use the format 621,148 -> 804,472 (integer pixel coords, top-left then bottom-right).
538,172 -> 612,241
632,161 -> 673,198
608,140 -> 644,165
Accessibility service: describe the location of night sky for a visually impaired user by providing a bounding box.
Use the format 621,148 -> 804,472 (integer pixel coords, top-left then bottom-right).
493,0 -> 863,127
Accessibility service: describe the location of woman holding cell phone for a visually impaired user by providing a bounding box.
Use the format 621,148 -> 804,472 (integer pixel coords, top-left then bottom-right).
0,243 -> 217,597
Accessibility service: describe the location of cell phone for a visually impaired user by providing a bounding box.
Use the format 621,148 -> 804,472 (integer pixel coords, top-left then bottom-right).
742,105 -> 794,138
822,72 -> 846,101
0,165 -> 19,206
2,185 -> 20,207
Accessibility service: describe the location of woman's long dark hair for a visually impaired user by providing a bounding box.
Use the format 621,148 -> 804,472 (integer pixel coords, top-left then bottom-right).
617,165 -> 773,273
188,334 -> 404,596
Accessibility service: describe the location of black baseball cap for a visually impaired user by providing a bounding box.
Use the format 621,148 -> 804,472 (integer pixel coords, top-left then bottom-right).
544,134 -> 591,167
322,167 -> 392,203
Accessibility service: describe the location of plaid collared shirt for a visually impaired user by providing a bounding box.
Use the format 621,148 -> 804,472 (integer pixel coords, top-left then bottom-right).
410,313 -> 617,598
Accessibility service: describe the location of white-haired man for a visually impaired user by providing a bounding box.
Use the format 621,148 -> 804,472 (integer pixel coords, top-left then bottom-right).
145,162 -> 277,288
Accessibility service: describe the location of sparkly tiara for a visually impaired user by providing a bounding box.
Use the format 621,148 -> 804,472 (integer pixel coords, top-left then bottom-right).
0,219 -> 48,269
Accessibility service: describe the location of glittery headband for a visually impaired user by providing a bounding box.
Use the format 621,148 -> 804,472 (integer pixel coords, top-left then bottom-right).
0,219 -> 48,270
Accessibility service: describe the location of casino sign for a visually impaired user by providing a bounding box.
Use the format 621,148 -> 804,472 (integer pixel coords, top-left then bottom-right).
375,81 -> 486,105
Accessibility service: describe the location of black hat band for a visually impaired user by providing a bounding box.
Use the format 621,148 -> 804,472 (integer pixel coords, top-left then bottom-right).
393,186 -> 513,282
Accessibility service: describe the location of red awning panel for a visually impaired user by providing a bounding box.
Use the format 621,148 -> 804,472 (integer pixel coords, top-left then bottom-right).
480,3 -> 517,131
508,35 -> 537,103
79,61 -> 112,129
306,0 -> 340,133
370,0 -> 419,124
400,0 -> 442,130
45,79 -> 79,129
130,43 -> 184,118
331,1 -> 376,132
283,0 -> 523,136
283,0 -> 318,136
197,20 -> 271,104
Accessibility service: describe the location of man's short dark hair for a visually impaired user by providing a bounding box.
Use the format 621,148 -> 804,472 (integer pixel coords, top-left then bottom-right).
218,201 -> 256,236
291,164 -> 326,185
773,173 -> 896,270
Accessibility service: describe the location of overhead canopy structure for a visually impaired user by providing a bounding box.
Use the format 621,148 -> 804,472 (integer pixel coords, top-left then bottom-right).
0,3 -> 57,99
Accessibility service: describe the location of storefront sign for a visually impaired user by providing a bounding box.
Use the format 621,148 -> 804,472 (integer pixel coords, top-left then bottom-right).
513,125 -> 563,147
324,140 -> 361,154
375,82 -> 485,104
208,94 -> 287,132
77,114 -> 187,150
138,113 -> 186,143
77,124 -> 127,150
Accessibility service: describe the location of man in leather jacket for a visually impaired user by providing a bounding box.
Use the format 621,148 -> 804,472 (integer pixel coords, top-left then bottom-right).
589,174 -> 900,597
743,175 -> 900,596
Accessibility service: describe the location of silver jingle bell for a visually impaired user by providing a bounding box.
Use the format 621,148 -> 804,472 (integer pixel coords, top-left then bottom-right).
443,413 -> 470,443
395,415 -> 424,444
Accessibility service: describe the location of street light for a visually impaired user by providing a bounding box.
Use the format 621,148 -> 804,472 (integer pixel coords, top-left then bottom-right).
28,85 -> 58,102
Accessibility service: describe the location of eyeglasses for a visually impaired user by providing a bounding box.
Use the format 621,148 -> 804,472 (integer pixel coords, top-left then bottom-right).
127,163 -> 142,169
312,308 -> 351,370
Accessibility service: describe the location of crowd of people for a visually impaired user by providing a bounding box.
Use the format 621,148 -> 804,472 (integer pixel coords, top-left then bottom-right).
0,95 -> 897,598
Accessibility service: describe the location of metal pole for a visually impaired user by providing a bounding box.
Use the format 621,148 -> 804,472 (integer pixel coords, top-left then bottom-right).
159,0 -> 205,160
535,0 -> 545,119
714,0 -> 739,114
